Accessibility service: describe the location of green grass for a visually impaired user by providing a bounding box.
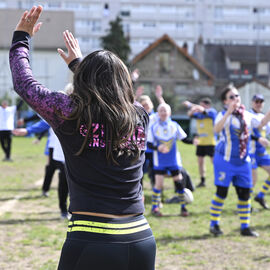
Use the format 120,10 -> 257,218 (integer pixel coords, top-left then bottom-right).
1,138 -> 270,269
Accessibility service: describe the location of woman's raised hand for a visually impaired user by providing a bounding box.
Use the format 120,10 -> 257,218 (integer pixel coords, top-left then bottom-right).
15,5 -> 43,36
57,30 -> 82,65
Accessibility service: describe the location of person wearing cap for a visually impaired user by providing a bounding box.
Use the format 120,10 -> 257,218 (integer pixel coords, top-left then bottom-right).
249,94 -> 270,209
183,97 -> 217,187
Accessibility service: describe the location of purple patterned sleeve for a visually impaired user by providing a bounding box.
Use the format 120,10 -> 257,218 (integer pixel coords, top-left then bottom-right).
9,31 -> 74,129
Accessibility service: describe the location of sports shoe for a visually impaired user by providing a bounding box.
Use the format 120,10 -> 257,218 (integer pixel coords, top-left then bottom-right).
151,209 -> 163,217
240,227 -> 259,237
180,206 -> 189,217
254,196 -> 269,209
165,196 -> 181,204
61,212 -> 70,220
210,224 -> 223,236
41,191 -> 49,197
197,182 -> 206,188
2,157 -> 13,162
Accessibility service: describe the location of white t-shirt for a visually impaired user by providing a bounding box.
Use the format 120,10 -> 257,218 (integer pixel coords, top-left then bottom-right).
0,106 -> 16,131
49,128 -> 65,163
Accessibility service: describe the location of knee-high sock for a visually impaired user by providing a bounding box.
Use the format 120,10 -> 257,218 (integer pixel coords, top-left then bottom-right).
177,189 -> 186,209
152,188 -> 161,211
257,178 -> 270,198
210,194 -> 225,227
237,199 -> 251,229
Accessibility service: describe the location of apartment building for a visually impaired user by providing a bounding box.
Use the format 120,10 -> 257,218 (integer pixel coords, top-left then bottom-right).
2,0 -> 270,58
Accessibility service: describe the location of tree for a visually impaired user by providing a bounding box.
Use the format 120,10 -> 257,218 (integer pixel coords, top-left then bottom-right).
101,16 -> 131,63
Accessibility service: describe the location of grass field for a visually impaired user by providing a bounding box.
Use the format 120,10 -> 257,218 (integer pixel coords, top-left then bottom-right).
1,137 -> 270,270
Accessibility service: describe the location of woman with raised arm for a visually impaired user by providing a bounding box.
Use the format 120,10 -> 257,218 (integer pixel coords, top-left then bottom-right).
9,6 -> 155,270
209,84 -> 270,238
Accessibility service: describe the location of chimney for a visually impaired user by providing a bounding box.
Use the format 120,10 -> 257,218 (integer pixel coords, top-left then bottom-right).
182,42 -> 188,54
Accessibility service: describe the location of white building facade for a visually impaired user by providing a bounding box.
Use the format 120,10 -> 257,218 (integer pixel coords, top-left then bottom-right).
2,0 -> 270,57
2,0 -> 270,99
3,0 -> 270,56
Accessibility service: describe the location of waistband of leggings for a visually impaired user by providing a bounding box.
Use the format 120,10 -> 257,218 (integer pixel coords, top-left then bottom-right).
66,213 -> 153,243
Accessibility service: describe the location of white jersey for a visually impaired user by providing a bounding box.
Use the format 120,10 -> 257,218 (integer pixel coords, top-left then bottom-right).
49,128 -> 65,163
0,105 -> 16,130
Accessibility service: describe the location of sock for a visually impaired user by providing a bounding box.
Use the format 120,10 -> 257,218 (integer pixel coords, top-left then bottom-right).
257,178 -> 270,198
201,176 -> 205,184
210,194 -> 225,227
152,188 -> 161,212
237,199 -> 251,230
177,189 -> 186,209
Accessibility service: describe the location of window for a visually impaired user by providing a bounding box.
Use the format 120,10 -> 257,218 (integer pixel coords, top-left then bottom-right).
159,52 -> 170,73
142,22 -> 156,28
236,24 -> 249,30
241,63 -> 256,75
257,62 -> 269,75
47,2 -> 61,9
89,3 -> 102,12
176,22 -> 184,29
0,0 -> 5,8
92,21 -> 101,32
121,11 -> 130,16
122,23 -> 130,35
160,23 -> 175,30
230,61 -> 240,70
253,24 -> 266,30
130,39 -> 141,47
140,4 -> 157,13
142,39 -> 153,46
160,5 -> 176,14
65,3 -> 80,9
76,20 -> 101,32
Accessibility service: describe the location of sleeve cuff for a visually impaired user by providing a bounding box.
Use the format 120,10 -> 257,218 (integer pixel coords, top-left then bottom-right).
12,31 -> 31,45
68,58 -> 82,73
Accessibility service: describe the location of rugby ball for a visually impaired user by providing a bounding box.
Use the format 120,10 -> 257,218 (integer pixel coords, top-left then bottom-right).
183,188 -> 194,204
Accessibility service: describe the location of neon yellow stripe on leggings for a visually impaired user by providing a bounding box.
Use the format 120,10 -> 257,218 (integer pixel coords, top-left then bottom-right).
67,224 -> 150,235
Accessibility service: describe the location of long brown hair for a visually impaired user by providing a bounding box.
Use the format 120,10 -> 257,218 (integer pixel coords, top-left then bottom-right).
66,50 -> 140,163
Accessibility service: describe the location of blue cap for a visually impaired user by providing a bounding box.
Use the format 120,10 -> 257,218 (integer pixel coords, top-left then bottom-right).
252,94 -> 264,101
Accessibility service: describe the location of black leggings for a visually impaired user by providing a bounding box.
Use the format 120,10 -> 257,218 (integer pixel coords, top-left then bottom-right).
42,148 -> 69,213
216,185 -> 250,201
57,214 -> 156,270
0,130 -> 12,159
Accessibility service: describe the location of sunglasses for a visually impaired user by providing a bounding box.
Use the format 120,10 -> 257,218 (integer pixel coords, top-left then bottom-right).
255,99 -> 264,104
228,94 -> 239,100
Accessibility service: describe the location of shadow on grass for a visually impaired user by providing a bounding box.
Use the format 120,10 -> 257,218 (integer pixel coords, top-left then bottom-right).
156,233 -> 212,244
0,217 -> 63,225
0,187 -> 56,192
0,194 -> 53,201
253,256 -> 270,262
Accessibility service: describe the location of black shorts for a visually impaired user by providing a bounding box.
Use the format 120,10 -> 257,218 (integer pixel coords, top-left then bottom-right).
154,169 -> 180,177
196,145 -> 215,157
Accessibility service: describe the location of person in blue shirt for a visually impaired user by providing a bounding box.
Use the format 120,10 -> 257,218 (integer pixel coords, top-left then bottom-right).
147,103 -> 189,217
249,94 -> 270,209
210,84 -> 270,237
